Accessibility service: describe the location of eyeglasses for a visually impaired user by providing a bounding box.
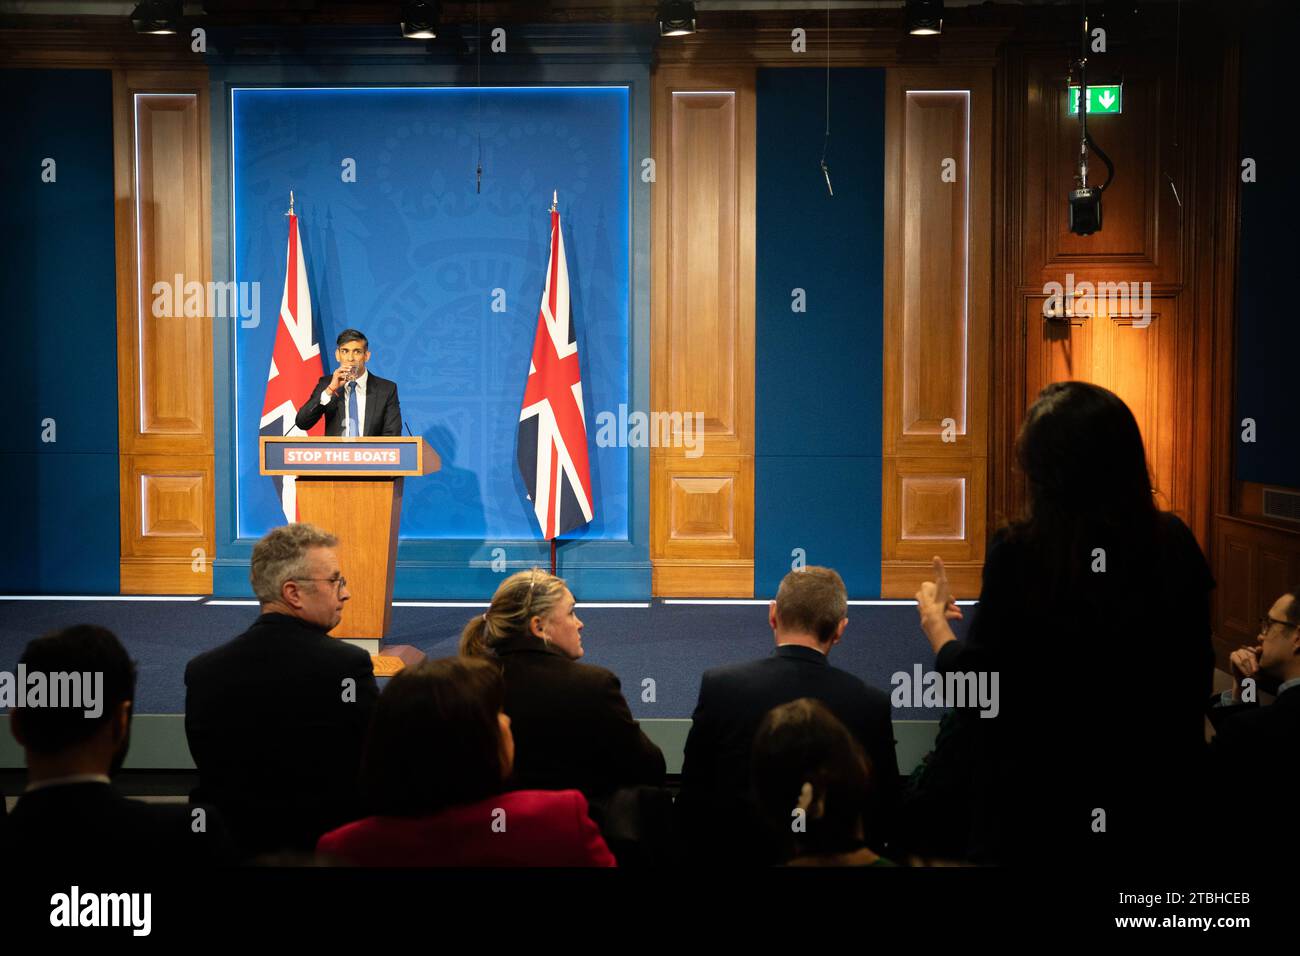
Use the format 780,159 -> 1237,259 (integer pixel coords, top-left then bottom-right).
295,575 -> 347,592
1259,615 -> 1298,636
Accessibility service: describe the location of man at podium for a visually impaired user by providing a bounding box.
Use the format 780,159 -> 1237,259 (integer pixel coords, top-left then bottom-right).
296,328 -> 402,437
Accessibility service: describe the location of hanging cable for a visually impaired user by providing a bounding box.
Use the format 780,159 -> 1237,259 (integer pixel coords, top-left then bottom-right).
476,0 -> 483,194
820,0 -> 833,196
1166,0 -> 1183,207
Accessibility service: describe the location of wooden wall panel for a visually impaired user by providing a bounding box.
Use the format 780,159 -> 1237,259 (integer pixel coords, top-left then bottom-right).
1022,54 -> 1181,285
1025,298 -> 1186,515
996,30 -> 1250,653
901,476 -> 966,541
882,68 -> 992,599
668,92 -> 742,441
141,471 -> 208,538
1213,516 -> 1300,668
650,68 -> 756,596
114,72 -> 214,593
994,35 -> 1236,532
1008,46 -> 1204,537
135,96 -> 210,435
902,92 -> 970,436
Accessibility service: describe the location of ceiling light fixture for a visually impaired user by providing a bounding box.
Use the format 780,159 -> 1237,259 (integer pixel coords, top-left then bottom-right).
129,0 -> 181,35
658,1 -> 697,38
906,0 -> 943,37
402,0 -> 440,40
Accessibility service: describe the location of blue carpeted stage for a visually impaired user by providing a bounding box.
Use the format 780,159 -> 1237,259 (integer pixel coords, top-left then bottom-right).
0,597 -> 964,719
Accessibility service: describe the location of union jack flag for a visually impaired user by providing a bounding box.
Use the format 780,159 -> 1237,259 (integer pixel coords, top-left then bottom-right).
518,202 -> 595,539
259,210 -> 324,522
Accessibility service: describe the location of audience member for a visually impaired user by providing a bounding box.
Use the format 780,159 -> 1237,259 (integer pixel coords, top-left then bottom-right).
677,567 -> 899,863
2,625 -> 228,866
458,568 -> 665,799
911,381 -> 1215,864
1207,586 -> 1300,832
317,657 -> 615,866
751,698 -> 896,867
184,523 -> 379,859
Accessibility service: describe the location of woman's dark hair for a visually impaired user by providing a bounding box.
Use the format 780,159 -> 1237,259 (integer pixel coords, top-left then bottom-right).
360,656 -> 507,816
750,698 -> 873,860
1009,381 -> 1159,601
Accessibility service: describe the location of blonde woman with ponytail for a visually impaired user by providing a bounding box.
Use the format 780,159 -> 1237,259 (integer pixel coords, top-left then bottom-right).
458,568 -> 665,799
459,568 -> 580,660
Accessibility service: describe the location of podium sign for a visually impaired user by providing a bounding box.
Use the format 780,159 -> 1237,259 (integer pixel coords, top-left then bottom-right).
259,436 -> 440,644
261,437 -> 437,476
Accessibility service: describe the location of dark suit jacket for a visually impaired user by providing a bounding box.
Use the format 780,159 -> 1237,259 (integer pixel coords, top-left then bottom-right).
678,644 -> 901,859
0,781 -> 230,867
294,372 -> 401,436
1208,683 -> 1300,827
184,612 -> 380,858
317,789 -> 616,867
489,634 -> 666,799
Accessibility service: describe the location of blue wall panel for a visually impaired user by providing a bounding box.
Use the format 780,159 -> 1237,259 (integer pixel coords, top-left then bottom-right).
231,86 -> 630,542
754,68 -> 885,597
0,455 -> 120,593
1235,27 -> 1300,488
757,457 -> 881,597
1,69 -> 119,593
208,30 -> 655,599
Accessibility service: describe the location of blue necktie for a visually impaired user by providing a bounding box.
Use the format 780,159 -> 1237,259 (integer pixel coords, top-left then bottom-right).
345,381 -> 359,437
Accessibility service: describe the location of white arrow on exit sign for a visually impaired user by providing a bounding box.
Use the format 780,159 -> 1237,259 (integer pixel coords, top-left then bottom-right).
1068,84 -> 1123,114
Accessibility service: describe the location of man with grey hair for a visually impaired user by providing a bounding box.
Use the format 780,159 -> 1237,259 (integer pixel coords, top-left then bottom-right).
678,566 -> 900,864
184,523 -> 379,859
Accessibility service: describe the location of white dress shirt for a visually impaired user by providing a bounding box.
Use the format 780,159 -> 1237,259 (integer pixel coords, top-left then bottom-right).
319,369 -> 369,436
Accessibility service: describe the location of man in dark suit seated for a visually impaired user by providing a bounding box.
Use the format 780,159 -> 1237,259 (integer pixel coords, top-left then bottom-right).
295,328 -> 402,437
2,625 -> 228,867
1208,585 -> 1300,843
677,567 -> 900,863
185,523 -> 379,859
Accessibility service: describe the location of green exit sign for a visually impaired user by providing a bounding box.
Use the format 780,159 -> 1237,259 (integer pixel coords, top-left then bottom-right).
1068,84 -> 1123,115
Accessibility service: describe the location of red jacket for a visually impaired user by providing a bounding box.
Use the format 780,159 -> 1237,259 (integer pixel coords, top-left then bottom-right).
316,789 -> 616,867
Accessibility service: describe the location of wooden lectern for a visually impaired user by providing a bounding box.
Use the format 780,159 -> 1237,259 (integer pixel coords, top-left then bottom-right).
259,436 -> 440,669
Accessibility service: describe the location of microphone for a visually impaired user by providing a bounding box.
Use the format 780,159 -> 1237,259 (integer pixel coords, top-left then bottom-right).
404,420 -> 414,437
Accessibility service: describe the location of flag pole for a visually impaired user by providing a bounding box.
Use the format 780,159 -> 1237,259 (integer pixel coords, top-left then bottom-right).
286,189 -> 295,216
549,189 -> 558,577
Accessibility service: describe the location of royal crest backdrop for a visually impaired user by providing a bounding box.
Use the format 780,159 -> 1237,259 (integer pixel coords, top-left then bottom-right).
209,27 -> 654,599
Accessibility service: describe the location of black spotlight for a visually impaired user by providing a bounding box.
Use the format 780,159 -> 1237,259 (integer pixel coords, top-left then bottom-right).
906,0 -> 944,37
401,0 -> 440,40
658,1 -> 696,38
129,0 -> 181,35
1068,186 -> 1103,236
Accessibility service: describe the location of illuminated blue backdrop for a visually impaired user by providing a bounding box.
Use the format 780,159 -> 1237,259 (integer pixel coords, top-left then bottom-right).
231,86 -> 630,542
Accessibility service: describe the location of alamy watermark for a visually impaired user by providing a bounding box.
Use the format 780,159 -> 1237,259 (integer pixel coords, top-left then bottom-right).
0,666 -> 102,718
50,886 -> 151,936
151,274 -> 261,327
594,404 -> 705,459
1042,272 -> 1152,327
891,664 -> 1000,719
